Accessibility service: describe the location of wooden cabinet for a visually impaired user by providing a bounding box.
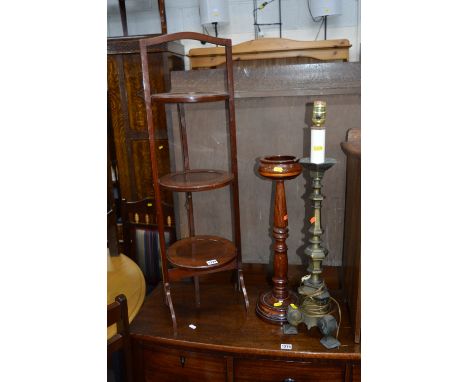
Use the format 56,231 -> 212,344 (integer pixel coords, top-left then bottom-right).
107,35 -> 185,222
131,264 -> 360,382
341,129 -> 361,344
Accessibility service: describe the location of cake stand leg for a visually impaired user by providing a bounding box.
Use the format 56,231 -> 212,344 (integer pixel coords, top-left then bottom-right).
238,268 -> 249,309
164,282 -> 177,334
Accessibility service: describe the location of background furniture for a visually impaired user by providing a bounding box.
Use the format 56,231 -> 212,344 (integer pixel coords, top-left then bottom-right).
189,38 -> 351,69
166,62 -> 360,266
121,197 -> 176,287
130,264 -> 361,382
340,128 -> 361,343
108,253 -> 146,340
107,35 -> 184,233
108,138 -> 120,257
139,32 -> 249,333
108,294 -> 133,382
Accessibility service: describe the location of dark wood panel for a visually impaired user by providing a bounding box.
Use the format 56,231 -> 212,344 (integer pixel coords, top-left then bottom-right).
351,363 -> 361,382
130,139 -> 173,205
107,35 -> 184,203
108,55 -> 131,199
341,130 -> 361,343
142,344 -> 227,382
235,358 -> 345,382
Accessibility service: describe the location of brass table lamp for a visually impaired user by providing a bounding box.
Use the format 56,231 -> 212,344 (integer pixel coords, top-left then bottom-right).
286,100 -> 340,349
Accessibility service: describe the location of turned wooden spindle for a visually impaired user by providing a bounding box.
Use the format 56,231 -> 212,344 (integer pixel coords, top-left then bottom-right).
256,155 -> 302,324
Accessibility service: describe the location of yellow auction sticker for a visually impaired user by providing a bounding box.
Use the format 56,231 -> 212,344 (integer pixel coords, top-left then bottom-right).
274,301 -> 283,307
313,146 -> 324,151
273,166 -> 283,173
290,303 -> 298,309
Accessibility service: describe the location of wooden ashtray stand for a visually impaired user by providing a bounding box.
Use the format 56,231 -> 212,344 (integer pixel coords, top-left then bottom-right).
256,155 -> 302,324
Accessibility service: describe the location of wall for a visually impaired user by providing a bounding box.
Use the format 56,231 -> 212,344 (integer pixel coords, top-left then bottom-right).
167,63 -> 360,266
107,0 -> 361,62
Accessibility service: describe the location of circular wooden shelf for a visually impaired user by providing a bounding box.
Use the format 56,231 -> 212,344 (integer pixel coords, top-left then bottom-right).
167,235 -> 236,269
152,91 -> 229,103
159,169 -> 234,192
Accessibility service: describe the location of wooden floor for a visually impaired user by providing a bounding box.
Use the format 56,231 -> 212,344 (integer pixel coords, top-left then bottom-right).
130,263 -> 360,360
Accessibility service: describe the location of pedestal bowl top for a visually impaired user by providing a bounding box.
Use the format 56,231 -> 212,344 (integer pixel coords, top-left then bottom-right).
258,155 -> 302,180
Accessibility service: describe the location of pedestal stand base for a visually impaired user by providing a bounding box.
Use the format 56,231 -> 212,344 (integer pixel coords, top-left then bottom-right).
256,290 -> 299,325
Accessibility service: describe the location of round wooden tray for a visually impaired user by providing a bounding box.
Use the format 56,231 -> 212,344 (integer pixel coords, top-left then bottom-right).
152,91 -> 229,103
167,235 -> 236,269
159,169 -> 234,192
258,155 -> 302,180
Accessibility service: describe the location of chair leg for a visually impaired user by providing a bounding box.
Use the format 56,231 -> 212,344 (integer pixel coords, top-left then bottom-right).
194,276 -> 201,307
238,269 -> 249,309
164,282 -> 177,334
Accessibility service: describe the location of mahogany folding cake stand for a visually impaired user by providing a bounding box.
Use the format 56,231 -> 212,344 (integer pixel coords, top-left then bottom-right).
139,32 -> 249,333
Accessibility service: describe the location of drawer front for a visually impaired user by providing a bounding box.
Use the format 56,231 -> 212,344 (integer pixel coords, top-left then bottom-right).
234,358 -> 345,382
141,345 -> 227,382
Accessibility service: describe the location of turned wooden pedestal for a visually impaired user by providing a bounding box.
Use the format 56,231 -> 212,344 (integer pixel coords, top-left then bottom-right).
256,155 -> 302,324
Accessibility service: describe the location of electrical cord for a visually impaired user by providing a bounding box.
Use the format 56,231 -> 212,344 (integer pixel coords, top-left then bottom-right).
314,16 -> 325,40
307,0 -> 322,22
300,283 -> 342,339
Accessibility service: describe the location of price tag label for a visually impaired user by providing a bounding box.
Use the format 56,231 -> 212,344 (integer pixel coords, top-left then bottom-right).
273,166 -> 284,173
206,259 -> 218,265
280,344 -> 292,350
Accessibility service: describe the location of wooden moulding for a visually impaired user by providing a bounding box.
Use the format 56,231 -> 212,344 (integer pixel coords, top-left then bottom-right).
107,34 -> 184,56
170,62 -> 361,99
189,38 -> 352,69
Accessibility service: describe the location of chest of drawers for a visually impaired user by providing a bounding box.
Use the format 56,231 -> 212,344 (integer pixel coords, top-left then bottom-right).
131,264 -> 360,381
